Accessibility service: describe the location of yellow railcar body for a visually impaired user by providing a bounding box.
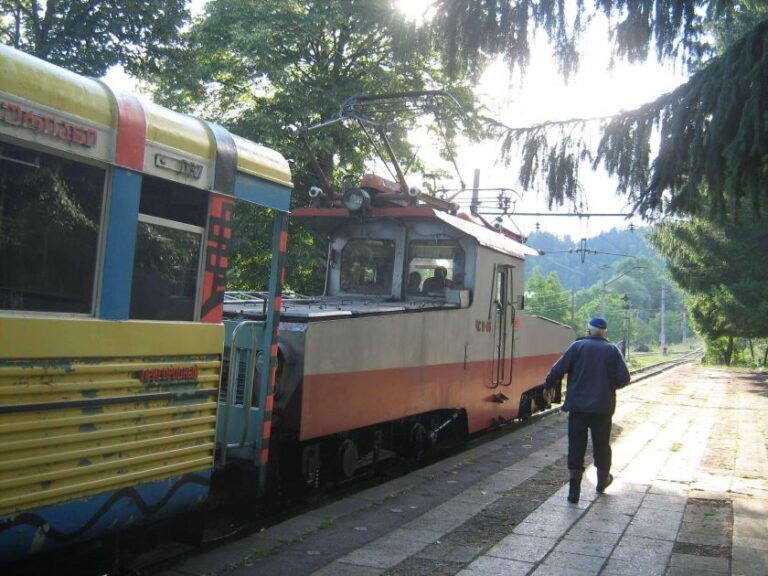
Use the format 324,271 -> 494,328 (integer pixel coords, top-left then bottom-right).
0,318 -> 222,517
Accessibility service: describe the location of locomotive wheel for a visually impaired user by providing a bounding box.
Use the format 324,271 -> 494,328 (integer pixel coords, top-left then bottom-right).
301,444 -> 321,487
336,439 -> 359,479
409,422 -> 429,459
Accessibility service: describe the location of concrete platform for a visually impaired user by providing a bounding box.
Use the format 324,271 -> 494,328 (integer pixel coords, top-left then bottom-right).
161,365 -> 768,576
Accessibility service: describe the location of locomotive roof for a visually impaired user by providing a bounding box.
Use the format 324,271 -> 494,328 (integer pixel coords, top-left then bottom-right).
291,205 -> 539,260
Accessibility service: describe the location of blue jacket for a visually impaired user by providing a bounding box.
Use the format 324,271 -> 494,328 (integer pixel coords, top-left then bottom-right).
544,336 -> 630,415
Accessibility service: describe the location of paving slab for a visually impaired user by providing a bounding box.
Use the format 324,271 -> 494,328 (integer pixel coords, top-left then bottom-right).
462,554 -> 534,575
543,550 -> 607,571
486,534 -> 559,563
668,552 -> 730,573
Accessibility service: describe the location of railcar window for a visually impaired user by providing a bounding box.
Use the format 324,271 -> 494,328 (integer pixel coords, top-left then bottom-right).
129,176 -> 207,321
408,240 -> 465,295
340,238 -> 395,294
0,143 -> 104,313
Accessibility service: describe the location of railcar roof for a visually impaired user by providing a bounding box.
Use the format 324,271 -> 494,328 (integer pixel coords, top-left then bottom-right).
0,45 -> 291,188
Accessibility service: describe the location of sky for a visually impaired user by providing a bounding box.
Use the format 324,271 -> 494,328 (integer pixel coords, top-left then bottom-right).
104,1 -> 688,240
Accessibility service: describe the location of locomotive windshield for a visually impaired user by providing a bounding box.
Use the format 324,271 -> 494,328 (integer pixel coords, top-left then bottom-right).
340,238 -> 395,295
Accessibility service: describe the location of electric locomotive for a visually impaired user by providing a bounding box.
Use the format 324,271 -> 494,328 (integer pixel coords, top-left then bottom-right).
225,180 -> 574,487
221,92 -> 574,486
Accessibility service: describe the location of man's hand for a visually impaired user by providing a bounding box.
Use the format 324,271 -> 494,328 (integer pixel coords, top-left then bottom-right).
543,387 -> 555,404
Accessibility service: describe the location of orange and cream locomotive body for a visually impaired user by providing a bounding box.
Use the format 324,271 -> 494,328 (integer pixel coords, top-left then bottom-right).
226,184 -> 574,484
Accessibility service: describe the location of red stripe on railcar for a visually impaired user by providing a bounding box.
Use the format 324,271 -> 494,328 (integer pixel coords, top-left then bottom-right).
201,194 -> 234,323
114,91 -> 146,170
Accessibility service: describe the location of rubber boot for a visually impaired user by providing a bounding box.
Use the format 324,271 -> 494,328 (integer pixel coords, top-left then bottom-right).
567,469 -> 583,503
596,469 -> 613,493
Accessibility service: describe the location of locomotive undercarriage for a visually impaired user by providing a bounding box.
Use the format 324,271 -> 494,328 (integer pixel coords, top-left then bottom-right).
284,408 -> 469,488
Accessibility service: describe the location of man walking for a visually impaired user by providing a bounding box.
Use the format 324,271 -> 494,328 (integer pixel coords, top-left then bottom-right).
543,317 -> 630,503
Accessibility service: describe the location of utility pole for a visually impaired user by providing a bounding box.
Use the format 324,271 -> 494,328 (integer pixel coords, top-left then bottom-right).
600,265 -> 609,317
571,289 -> 575,328
470,169 -> 480,216
681,304 -> 687,346
622,294 -> 630,359
660,282 -> 667,355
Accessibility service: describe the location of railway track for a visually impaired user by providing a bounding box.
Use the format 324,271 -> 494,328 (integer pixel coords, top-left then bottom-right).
6,353 -> 699,576
628,349 -> 703,382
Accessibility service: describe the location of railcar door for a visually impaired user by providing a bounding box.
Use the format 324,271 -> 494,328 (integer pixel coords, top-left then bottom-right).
489,264 -> 516,388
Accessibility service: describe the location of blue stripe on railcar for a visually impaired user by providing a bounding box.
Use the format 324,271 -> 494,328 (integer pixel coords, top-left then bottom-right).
0,470 -> 211,562
99,166 -> 142,320
235,173 -> 291,212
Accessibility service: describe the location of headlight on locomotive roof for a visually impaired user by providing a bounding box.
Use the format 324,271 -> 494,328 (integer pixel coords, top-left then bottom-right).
342,187 -> 370,212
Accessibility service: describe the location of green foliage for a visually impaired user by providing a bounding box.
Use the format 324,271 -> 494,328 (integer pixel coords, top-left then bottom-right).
423,2 -> 768,222
702,336 -> 741,366
710,0 -> 768,49
429,0 -> 575,80
524,266 -> 570,323
526,227 -> 663,292
573,290 -> 630,342
149,0 -> 480,188
226,204 -> 275,292
428,0 -> 727,82
225,206 -> 324,294
488,17 -> 768,222
146,0 -> 482,294
0,0 -> 188,76
608,19 -> 768,219
650,217 -> 768,363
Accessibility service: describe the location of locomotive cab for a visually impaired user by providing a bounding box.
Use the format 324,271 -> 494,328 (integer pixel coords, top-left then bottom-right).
322,216 -> 474,308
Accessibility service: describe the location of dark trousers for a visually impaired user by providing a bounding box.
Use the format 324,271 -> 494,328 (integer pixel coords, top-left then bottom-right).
568,412 -> 612,472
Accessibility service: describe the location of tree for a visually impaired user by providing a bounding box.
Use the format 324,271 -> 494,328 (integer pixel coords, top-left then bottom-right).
147,0 -> 481,293
422,1 -> 768,223
429,0 -> 720,81
573,290 -> 628,342
649,218 -> 768,364
524,266 -> 570,324
0,0 -> 188,76
150,0 -> 479,185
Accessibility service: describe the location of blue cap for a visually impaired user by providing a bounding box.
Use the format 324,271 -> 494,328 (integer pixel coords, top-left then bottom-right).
589,316 -> 608,330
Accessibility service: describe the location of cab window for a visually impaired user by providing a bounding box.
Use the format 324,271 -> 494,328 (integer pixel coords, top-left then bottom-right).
407,240 -> 465,295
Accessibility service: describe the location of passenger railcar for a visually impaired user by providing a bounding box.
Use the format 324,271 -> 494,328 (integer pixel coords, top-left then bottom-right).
0,46 -> 291,562
225,176 -> 574,486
